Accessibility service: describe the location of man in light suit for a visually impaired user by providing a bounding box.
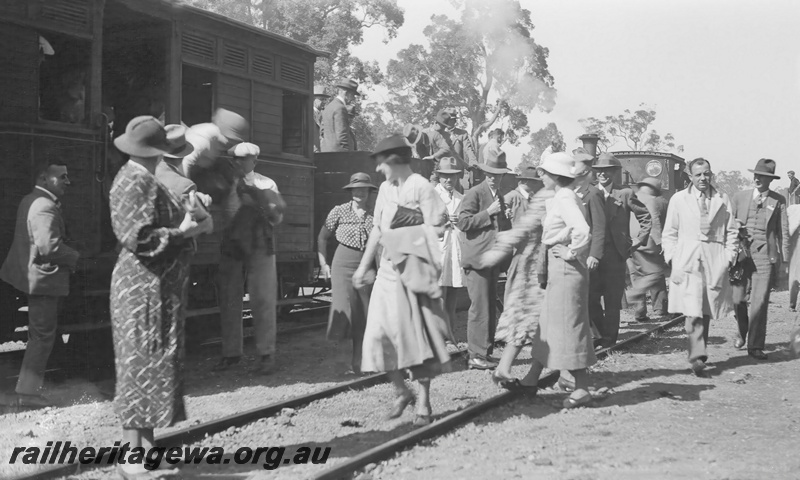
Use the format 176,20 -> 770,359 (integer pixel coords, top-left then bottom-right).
627,177 -> 670,322
320,78 -> 358,152
590,153 -> 652,349
456,151 -> 512,370
731,158 -> 790,360
662,158 -> 738,375
312,85 -> 329,153
0,161 -> 79,407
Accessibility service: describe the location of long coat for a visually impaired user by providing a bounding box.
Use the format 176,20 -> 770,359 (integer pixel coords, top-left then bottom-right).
456,181 -> 511,270
731,189 -> 789,264
320,97 -> 353,152
662,186 -> 738,319
0,188 -> 79,296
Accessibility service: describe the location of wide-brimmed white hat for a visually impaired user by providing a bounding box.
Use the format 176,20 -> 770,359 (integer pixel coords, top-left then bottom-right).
538,152 -> 576,178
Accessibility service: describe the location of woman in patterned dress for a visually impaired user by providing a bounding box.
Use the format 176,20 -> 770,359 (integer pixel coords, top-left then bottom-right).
317,172 -> 377,374
433,157 -> 465,343
109,116 -> 212,478
352,135 -> 451,426
478,173 -> 550,387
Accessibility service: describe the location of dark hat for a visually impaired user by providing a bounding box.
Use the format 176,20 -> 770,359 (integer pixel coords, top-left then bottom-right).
637,177 -> 662,193
516,165 -> 542,181
478,151 -> 510,174
789,170 -> 796,175
748,158 -> 780,179
593,152 -> 622,169
212,108 -> 248,144
163,124 -> 194,159
313,85 -> 329,97
403,123 -> 425,146
114,116 -> 170,157
435,108 -> 453,126
435,157 -> 462,174
342,172 -> 378,190
572,147 -> 594,163
370,134 -> 412,160
334,78 -> 360,95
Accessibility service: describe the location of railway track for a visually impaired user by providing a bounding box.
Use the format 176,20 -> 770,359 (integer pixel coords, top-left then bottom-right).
12,315 -> 683,480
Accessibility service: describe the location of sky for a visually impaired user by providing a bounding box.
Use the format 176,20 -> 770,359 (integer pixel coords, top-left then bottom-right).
351,0 -> 800,181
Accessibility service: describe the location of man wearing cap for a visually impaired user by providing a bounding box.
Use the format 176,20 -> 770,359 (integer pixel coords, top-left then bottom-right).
590,153 -> 652,349
663,158 -> 738,375
730,158 -> 789,360
313,86 -> 329,153
445,107 -> 478,170
1,160 -> 79,408
215,142 -> 286,374
788,170 -> 799,205
435,157 -> 466,341
456,150 -> 512,370
504,164 -> 543,227
627,177 -> 669,322
321,78 -> 359,152
426,109 -> 469,180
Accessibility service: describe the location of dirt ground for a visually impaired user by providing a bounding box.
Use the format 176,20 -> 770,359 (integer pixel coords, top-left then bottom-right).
0,290 -> 798,479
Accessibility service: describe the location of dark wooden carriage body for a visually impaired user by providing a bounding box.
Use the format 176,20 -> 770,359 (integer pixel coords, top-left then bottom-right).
0,0 -> 325,336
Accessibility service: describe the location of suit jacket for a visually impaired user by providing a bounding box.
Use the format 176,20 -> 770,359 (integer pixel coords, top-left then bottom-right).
313,107 -> 323,152
732,189 -> 790,264
599,184 -> 652,259
0,188 -> 80,296
156,160 -> 196,201
456,181 -> 511,269
503,188 -> 531,227
427,124 -> 468,170
320,97 -> 353,152
576,184 -> 606,260
634,192 -> 669,255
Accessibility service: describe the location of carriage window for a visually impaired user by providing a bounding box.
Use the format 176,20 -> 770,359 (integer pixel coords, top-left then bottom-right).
182,65 -> 215,127
282,91 -> 307,156
38,32 -> 90,124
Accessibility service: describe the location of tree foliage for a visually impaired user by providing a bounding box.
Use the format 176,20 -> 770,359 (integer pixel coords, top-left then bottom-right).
579,104 -> 683,154
186,0 -> 404,83
713,170 -> 752,198
522,122 -> 564,165
384,0 -> 556,147
350,103 -> 403,152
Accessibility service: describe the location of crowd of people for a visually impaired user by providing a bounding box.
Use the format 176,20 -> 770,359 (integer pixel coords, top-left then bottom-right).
2,77 -> 799,475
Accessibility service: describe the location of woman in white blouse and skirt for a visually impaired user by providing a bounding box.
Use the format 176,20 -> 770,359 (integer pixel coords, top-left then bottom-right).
518,152 -> 596,408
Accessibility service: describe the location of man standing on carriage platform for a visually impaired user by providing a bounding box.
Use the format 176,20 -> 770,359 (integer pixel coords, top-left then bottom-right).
1,161 -> 80,408
730,159 -> 789,360
313,85 -> 330,153
320,79 -> 359,152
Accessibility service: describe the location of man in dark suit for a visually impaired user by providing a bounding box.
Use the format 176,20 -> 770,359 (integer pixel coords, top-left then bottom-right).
590,153 -> 652,348
320,78 -> 359,152
731,158 -> 790,360
627,177 -> 670,321
0,161 -> 79,407
456,151 -> 512,370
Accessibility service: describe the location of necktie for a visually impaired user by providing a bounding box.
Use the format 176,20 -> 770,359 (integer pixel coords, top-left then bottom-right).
699,194 -> 710,234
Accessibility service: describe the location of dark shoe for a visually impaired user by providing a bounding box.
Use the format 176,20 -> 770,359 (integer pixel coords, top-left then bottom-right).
387,391 -> 416,419
635,316 -> 652,323
254,355 -> 275,375
468,357 -> 498,370
748,349 -> 768,360
733,337 -> 745,349
690,359 -> 707,377
412,414 -> 432,427
212,356 -> 240,372
491,372 -> 520,390
557,376 -> 576,393
15,394 -> 54,409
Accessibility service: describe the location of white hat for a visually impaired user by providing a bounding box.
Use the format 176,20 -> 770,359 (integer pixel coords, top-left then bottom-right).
539,152 -> 576,179
229,142 -> 260,157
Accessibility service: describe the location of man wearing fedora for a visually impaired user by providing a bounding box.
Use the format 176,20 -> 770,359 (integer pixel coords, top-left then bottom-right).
1,160 -> 79,407
216,142 -> 286,374
313,85 -> 330,153
427,110 -> 468,169
444,107 -> 477,169
456,150 -> 512,370
321,78 -> 359,152
730,158 -> 789,360
435,157 -> 466,342
504,164 -> 543,227
627,177 -> 669,322
591,153 -> 652,349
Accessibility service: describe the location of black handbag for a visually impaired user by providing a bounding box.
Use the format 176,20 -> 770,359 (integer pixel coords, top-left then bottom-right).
390,205 -> 424,229
729,227 -> 755,285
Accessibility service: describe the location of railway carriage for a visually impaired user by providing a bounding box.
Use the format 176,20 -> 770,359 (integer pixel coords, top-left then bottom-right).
0,0 -> 326,339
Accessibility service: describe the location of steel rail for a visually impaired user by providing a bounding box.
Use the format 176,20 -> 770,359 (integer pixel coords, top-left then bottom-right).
311,314 -> 686,480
